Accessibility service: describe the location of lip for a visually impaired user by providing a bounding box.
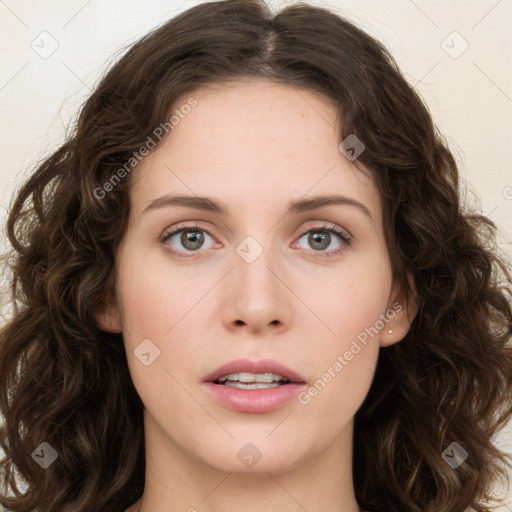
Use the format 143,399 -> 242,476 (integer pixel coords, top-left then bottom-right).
202,358 -> 307,414
202,358 -> 307,384
203,381 -> 307,413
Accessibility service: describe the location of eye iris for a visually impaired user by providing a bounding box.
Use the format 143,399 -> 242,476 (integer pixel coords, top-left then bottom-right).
181,229 -> 204,251
309,231 -> 330,250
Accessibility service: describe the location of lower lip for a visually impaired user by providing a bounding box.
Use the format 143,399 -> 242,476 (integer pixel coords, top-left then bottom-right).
203,382 -> 307,413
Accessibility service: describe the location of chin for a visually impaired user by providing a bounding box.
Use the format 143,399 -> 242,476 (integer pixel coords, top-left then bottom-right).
193,435 -> 308,475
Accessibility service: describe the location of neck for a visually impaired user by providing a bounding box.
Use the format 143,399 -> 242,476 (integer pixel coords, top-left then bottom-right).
132,411 -> 362,512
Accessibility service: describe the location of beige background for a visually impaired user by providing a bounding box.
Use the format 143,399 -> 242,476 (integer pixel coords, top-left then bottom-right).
0,0 -> 510,509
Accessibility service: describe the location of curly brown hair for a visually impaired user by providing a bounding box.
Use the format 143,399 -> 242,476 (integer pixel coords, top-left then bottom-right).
1,1 -> 511,511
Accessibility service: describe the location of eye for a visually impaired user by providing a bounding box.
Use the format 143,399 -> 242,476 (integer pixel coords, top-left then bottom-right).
160,223 -> 217,257
160,221 -> 352,259
293,223 -> 352,257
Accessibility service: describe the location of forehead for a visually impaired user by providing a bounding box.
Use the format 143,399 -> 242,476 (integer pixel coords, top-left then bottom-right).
130,80 -> 380,219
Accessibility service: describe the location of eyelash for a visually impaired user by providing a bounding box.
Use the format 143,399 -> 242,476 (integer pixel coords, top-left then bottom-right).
160,222 -> 352,259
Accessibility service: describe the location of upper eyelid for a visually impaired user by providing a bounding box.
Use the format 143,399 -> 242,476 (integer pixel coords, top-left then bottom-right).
162,222 -> 216,238
296,222 -> 351,238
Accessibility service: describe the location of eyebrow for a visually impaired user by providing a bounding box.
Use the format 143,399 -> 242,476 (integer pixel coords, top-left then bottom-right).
143,193 -> 373,220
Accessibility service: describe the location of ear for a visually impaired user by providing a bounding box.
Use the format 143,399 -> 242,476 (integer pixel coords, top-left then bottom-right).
94,295 -> 123,333
380,270 -> 418,347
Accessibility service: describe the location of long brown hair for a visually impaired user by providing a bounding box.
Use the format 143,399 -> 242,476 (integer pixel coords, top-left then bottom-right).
1,1 -> 511,511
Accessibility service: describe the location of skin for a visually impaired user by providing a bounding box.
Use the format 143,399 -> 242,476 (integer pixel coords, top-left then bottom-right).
95,79 -> 417,512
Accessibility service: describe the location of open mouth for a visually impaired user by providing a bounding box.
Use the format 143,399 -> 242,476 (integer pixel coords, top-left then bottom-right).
203,361 -> 307,412
214,372 -> 294,389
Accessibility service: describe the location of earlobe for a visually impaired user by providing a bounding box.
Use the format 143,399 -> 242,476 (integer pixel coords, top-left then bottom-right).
380,271 -> 418,347
94,299 -> 123,333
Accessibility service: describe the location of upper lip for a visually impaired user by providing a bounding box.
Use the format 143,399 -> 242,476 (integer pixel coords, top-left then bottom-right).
203,358 -> 306,384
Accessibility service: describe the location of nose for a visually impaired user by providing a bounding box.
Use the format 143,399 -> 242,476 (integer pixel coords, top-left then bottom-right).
220,236 -> 293,335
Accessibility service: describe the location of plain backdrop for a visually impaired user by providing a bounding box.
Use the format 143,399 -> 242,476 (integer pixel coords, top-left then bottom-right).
0,0 -> 511,509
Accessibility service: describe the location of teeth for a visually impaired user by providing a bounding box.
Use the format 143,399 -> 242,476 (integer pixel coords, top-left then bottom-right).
218,372 -> 288,383
223,381 -> 282,389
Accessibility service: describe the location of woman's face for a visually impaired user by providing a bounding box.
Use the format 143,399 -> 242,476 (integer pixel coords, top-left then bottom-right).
96,79 -> 415,475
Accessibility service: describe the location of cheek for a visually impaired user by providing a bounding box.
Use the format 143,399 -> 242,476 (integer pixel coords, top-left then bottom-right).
116,261 -> 201,420
296,295 -> 382,434
294,254 -> 390,412
301,250 -> 392,346
116,247 -> 191,338
115,249 -> 210,384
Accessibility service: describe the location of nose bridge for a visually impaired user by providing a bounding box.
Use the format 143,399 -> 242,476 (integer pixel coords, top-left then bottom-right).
224,228 -> 292,331
234,231 -> 280,296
